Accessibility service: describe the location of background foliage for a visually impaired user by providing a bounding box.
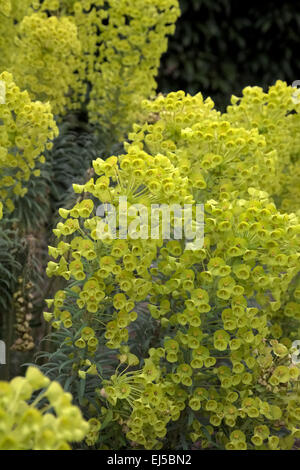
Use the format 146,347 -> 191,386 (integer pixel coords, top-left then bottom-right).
0,0 -> 300,452
158,0 -> 300,109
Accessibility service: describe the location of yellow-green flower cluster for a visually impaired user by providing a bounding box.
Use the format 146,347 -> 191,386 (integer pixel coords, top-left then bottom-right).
1,0 -> 180,135
44,148 -> 192,348
0,0 -> 32,73
44,84 -> 300,450
0,71 -> 58,213
85,417 -> 102,447
0,366 -> 89,450
224,80 -> 300,211
0,0 -> 84,115
133,91 -> 279,200
72,0 -> 180,140
11,13 -> 83,116
225,81 -> 298,168
144,193 -> 300,449
100,357 -> 180,449
280,162 -> 300,215
0,0 -> 11,16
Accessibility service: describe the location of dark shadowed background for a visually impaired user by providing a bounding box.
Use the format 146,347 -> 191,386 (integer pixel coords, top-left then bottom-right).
158,0 -> 300,109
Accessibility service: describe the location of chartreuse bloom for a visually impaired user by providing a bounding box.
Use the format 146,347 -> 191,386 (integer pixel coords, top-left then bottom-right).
0,366 -> 89,449
44,83 -> 300,450
225,80 -> 300,212
0,1 -> 84,115
0,71 -> 58,214
11,13 -> 83,116
0,1 -> 32,74
24,0 -> 180,138
72,0 -> 180,141
131,90 -> 280,202
0,0 -> 11,16
1,0 -> 180,135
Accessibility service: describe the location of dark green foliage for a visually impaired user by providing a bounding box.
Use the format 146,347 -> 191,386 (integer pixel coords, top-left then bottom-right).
48,113 -> 100,215
8,163 -> 52,232
0,219 -> 22,311
158,0 -> 300,109
48,113 -> 124,219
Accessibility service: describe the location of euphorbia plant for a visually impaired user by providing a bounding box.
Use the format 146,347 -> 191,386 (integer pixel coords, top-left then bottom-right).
0,71 -> 58,215
224,80 -> 300,213
0,366 -> 89,450
133,90 -> 279,201
42,86 -> 300,448
1,0 -> 180,142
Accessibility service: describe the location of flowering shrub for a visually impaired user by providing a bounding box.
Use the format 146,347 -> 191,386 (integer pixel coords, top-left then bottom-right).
0,1 -> 32,74
42,85 -> 300,450
0,0 -> 299,453
1,0 -> 180,141
72,0 -> 180,141
0,1 -> 84,115
0,0 -> 180,226
224,80 -> 300,213
0,366 -> 89,449
12,13 -> 83,116
135,91 -> 278,200
0,0 -> 11,16
0,71 -> 58,214
0,1 -> 180,406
